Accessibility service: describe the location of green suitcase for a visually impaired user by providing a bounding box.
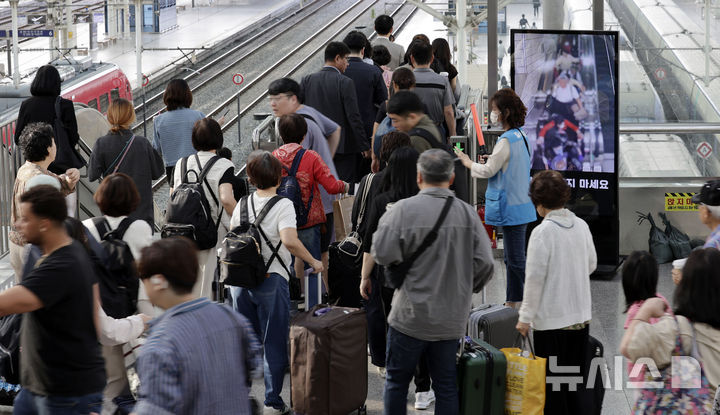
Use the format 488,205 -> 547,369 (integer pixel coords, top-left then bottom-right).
457,337 -> 507,415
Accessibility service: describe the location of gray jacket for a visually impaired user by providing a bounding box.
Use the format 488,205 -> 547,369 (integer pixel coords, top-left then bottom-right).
372,36 -> 405,70
372,187 -> 494,341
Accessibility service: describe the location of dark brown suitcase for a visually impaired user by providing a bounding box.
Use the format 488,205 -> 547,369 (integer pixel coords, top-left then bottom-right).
290,304 -> 367,415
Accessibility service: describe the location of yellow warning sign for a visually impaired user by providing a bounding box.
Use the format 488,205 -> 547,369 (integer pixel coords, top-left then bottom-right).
665,193 -> 698,211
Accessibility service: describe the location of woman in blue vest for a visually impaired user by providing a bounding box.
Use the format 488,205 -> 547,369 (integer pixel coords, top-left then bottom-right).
454,88 -> 536,308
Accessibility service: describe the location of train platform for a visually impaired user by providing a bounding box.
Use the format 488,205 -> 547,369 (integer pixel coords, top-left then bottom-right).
2,0 -> 300,89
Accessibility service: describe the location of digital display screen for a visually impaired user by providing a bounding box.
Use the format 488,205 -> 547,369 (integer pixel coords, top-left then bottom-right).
511,30 -> 619,269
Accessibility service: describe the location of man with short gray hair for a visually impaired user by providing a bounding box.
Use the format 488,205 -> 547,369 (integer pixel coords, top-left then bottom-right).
372,149 -> 494,415
692,179 -> 720,249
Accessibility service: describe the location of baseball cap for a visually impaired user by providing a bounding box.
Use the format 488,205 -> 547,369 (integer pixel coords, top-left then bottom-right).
691,180 -> 720,206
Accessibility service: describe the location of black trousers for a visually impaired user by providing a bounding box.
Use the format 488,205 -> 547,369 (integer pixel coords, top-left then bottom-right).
533,325 -> 589,415
364,276 -> 431,392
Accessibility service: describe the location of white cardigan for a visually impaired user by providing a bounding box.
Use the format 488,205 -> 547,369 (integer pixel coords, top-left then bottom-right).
518,208 -> 597,330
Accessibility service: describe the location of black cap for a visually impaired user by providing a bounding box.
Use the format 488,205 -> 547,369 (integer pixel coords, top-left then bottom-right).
691,180 -> 720,206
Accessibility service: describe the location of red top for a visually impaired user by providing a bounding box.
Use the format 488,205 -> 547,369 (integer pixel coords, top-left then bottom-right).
273,143 -> 345,229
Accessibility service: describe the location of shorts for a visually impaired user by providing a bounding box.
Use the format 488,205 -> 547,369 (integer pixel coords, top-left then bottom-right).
320,213 -> 335,253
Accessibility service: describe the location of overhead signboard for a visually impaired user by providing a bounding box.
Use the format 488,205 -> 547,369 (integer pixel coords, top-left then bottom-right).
0,29 -> 54,38
512,29 -> 620,272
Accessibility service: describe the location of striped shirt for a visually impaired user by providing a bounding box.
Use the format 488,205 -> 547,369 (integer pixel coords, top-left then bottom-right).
134,298 -> 262,415
152,107 -> 205,167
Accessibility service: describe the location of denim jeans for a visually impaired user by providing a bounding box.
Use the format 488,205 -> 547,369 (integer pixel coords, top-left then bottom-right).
384,327 -> 459,415
501,224 -> 528,302
230,273 -> 290,410
296,225 -> 321,308
13,389 -> 103,415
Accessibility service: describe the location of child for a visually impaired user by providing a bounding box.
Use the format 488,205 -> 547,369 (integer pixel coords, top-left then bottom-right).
622,250 -> 672,383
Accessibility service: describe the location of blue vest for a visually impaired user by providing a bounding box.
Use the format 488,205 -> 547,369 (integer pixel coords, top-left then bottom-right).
485,129 -> 537,226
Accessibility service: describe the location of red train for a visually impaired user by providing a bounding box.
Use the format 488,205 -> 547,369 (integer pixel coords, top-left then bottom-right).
0,61 -> 133,148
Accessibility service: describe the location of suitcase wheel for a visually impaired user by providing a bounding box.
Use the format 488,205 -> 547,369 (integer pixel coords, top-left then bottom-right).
357,404 -> 367,415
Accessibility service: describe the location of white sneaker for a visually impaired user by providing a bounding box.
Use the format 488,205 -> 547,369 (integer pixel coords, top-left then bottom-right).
414,390 -> 436,410
377,366 -> 386,378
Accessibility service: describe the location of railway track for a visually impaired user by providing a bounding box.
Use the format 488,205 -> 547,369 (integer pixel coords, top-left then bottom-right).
148,0 -> 418,195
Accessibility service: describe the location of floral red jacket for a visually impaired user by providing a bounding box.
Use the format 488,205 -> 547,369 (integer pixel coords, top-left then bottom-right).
273,143 -> 345,229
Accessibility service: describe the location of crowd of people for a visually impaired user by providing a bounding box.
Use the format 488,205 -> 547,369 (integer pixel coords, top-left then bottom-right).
4,12 -> 720,415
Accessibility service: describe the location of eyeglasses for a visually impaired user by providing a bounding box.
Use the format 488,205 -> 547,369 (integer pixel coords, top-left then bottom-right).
268,94 -> 292,103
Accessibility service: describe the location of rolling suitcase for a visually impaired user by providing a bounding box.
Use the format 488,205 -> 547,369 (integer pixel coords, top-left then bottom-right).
580,335 -> 606,415
290,305 -> 367,415
457,337 -> 506,415
468,304 -> 519,349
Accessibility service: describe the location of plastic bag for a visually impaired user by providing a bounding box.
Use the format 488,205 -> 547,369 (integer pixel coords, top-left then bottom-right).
501,336 -> 546,415
636,212 -> 674,264
658,212 -> 692,259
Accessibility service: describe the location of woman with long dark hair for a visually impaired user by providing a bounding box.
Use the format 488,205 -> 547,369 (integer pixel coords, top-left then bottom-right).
14,65 -> 83,174
430,38 -> 458,95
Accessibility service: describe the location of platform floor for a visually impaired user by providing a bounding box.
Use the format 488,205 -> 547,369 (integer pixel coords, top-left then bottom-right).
249,257 -> 677,414
4,0 -> 297,89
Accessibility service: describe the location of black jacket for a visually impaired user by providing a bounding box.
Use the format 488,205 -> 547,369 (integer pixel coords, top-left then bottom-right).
14,96 -> 81,174
301,67 -> 368,154
342,57 -> 387,138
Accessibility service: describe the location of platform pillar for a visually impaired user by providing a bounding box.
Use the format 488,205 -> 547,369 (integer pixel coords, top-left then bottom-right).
543,0 -> 563,30
9,0 -> 19,88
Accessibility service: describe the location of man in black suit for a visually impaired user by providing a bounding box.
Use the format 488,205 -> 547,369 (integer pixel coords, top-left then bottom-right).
301,42 -> 368,184
343,31 -> 388,141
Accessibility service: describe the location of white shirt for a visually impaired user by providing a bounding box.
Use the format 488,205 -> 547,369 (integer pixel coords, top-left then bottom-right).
470,137 -> 510,178
553,83 -> 579,103
230,193 -> 296,280
98,309 -> 145,346
83,215 -> 156,316
519,209 -> 597,330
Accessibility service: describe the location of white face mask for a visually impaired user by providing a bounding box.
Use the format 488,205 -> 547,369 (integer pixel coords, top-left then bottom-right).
490,110 -> 500,126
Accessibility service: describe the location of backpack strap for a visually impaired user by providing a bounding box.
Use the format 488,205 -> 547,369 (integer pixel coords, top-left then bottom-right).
180,156 -> 192,184
355,173 -> 375,229
239,195 -> 250,226
92,217 -> 112,240
250,195 -> 292,277
298,113 -> 316,125
114,217 -> 136,240
194,154 -> 220,208
409,128 -> 449,152
288,149 -> 306,177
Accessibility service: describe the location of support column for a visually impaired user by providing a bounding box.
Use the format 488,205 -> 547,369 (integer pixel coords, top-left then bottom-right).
592,0 -> 603,30
487,0 -> 497,98
456,0 -> 467,85
9,0 -> 20,88
543,0 -> 564,30
135,0 -> 143,88
705,0 -> 711,86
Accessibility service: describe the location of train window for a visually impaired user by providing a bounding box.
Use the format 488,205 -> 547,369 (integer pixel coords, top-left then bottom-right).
99,93 -> 109,113
88,98 -> 98,110
110,88 -> 120,102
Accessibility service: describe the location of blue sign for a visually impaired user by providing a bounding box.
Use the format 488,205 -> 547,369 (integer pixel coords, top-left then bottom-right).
0,29 -> 54,38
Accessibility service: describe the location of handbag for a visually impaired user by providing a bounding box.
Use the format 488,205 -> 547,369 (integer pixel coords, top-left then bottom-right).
385,196 -> 454,289
50,96 -> 86,171
632,318 -> 712,414
501,334 -> 547,415
337,173 -> 375,258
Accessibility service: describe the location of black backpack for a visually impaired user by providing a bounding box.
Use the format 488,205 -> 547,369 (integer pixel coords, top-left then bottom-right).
219,195 -> 291,288
92,217 -> 139,318
162,155 -> 222,250
277,149 -> 313,227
